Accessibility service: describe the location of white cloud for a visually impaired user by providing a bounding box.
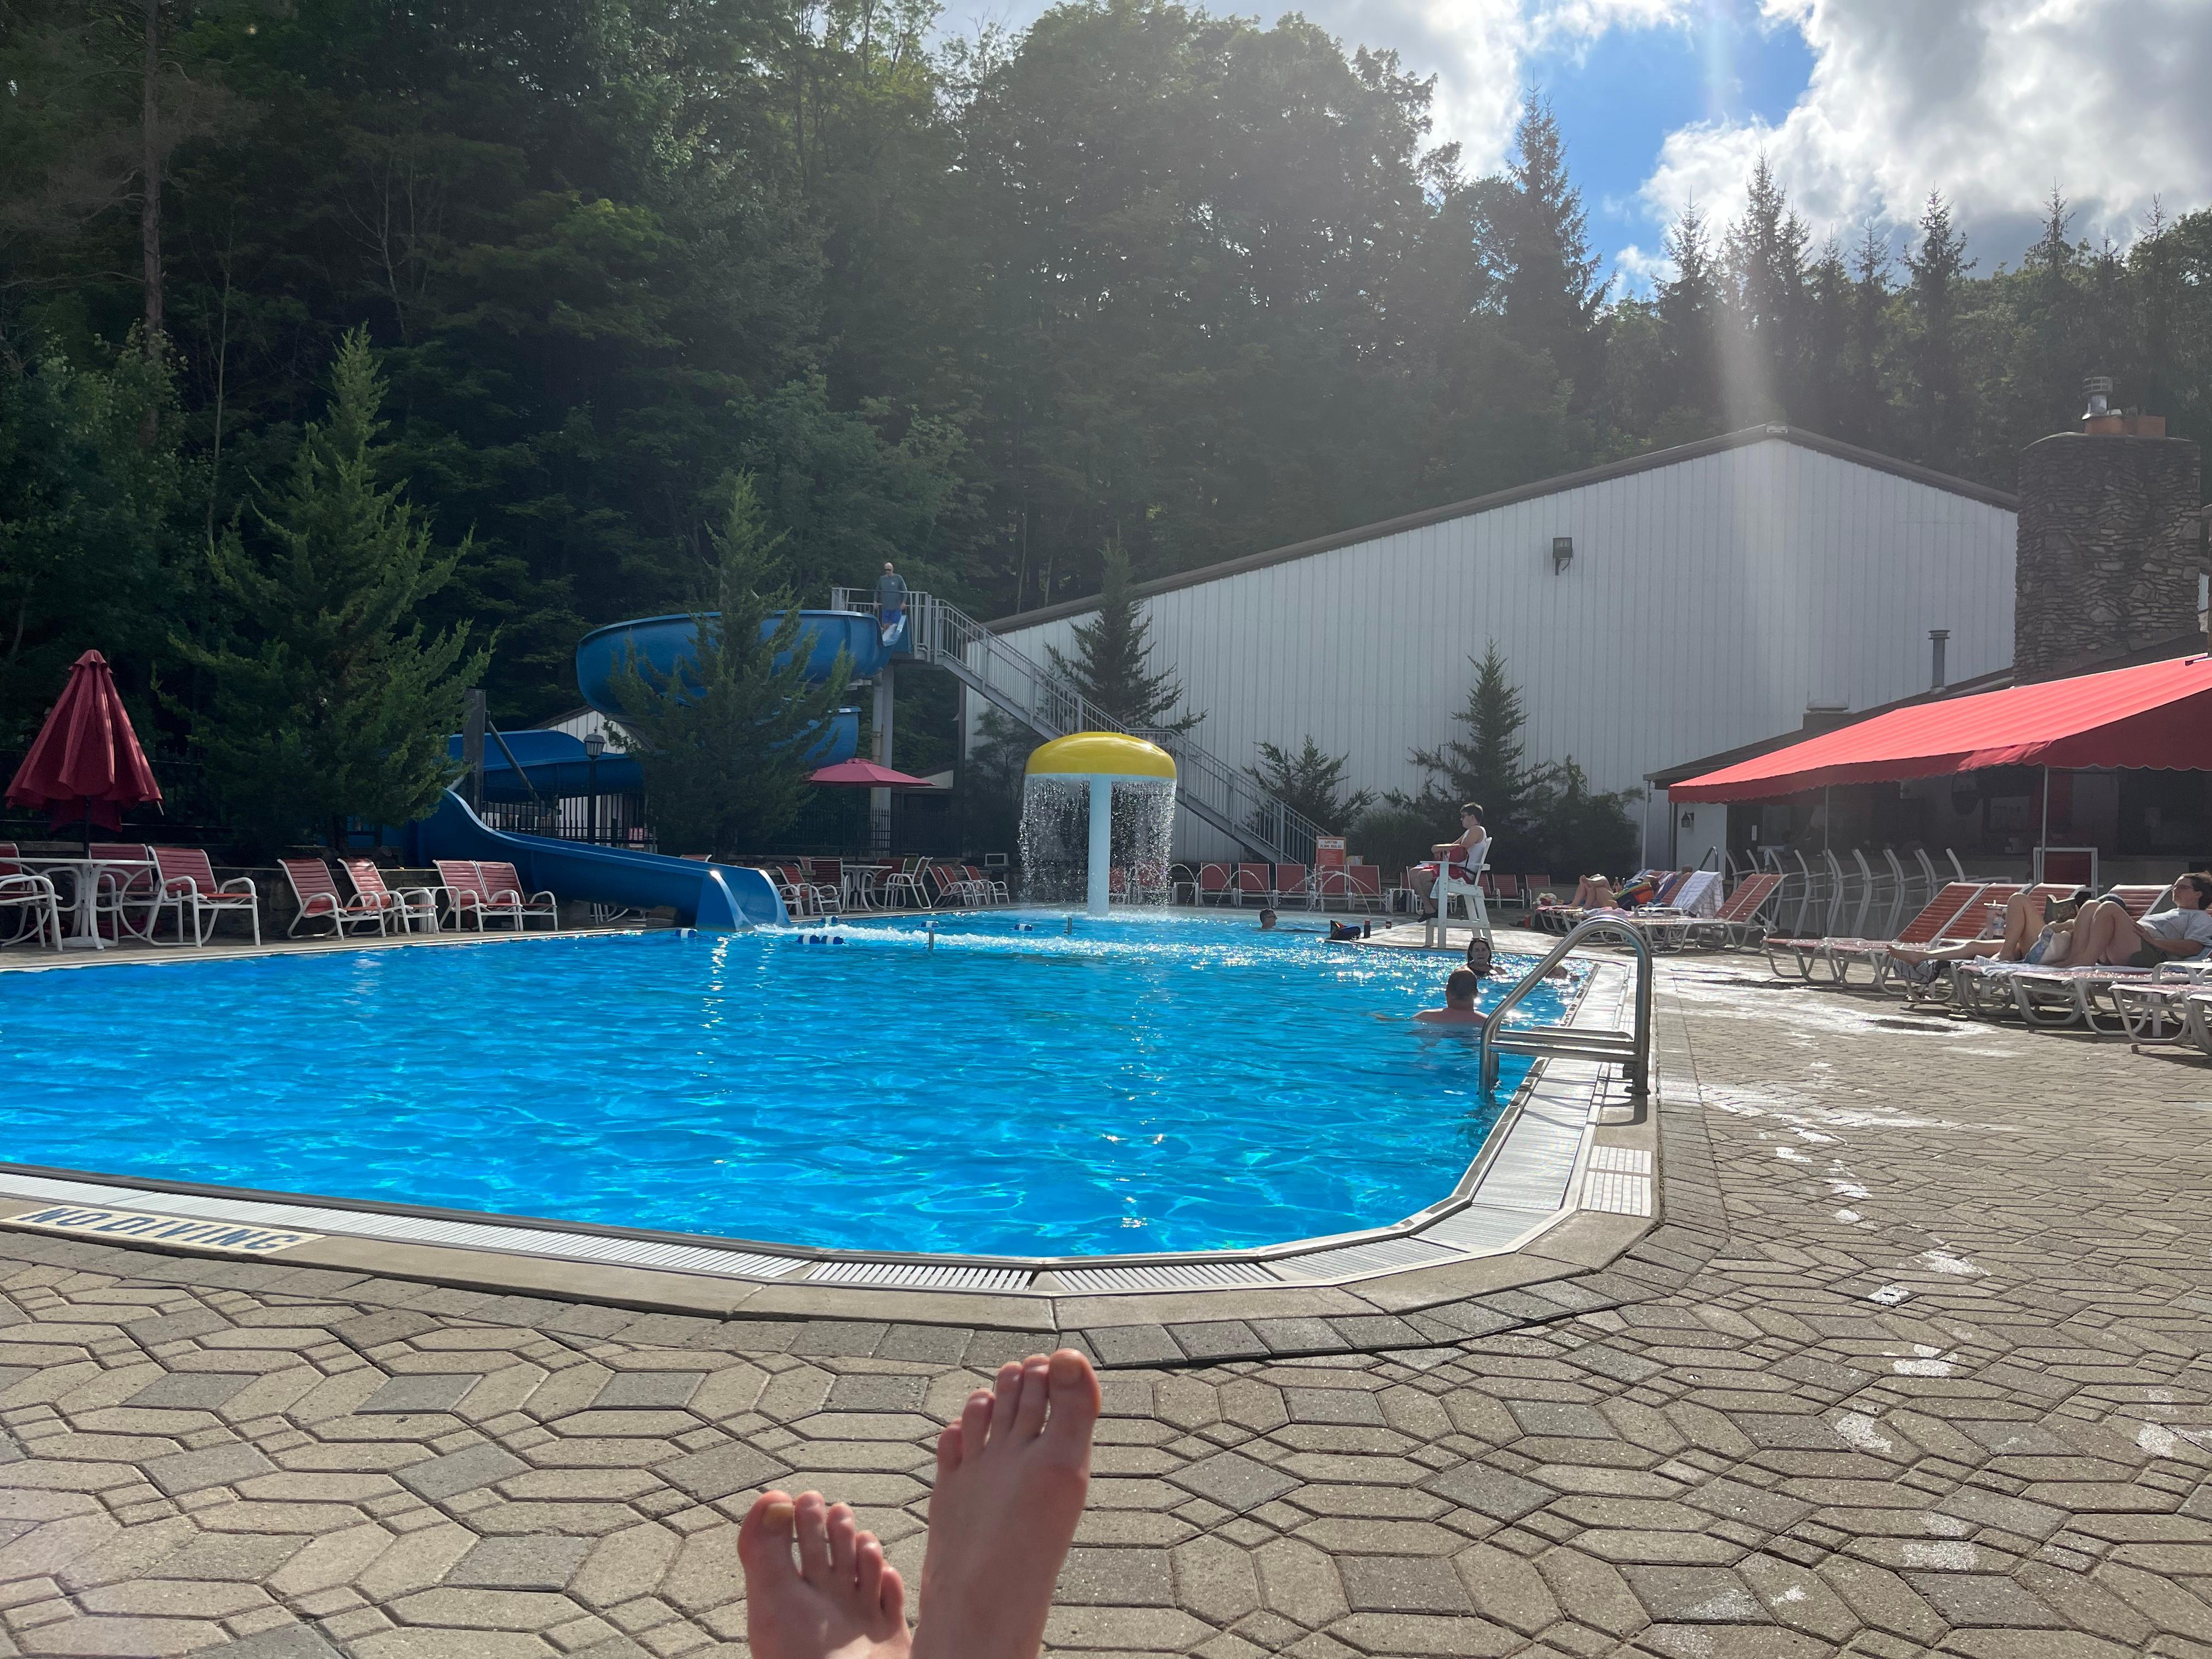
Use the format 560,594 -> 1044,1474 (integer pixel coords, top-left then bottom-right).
1630,0 -> 2212,267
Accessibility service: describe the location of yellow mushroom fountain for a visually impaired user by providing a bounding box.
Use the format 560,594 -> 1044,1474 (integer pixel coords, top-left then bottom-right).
1022,732 -> 1178,915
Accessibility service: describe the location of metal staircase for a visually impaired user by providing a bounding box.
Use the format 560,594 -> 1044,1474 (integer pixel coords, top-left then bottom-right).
1479,917 -> 1655,1097
834,588 -> 1325,864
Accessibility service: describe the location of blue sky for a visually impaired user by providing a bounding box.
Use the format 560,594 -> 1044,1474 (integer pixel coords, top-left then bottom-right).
1525,5 -> 1816,293
943,0 -> 2212,298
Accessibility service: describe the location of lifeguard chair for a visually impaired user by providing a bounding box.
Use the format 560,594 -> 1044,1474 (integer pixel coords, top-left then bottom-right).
1431,836 -> 1493,949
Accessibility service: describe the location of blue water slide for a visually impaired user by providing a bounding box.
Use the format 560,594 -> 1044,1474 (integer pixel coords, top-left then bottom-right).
406,790 -> 787,929
444,714 -> 857,802
575,610 -> 891,719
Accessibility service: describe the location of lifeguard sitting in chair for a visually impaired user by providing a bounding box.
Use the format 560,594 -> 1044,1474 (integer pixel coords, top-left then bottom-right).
1413,803 -> 1492,947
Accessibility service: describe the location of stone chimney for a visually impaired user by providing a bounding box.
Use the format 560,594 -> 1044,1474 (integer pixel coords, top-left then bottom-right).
2013,377 -> 2203,681
2017,380 -> 2203,676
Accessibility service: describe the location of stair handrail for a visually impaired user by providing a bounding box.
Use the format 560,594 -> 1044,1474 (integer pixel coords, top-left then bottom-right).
835,586 -> 1327,864
1479,916 -> 1655,1098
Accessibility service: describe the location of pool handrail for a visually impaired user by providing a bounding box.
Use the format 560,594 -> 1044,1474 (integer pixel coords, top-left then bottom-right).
1479,916 -> 1654,1098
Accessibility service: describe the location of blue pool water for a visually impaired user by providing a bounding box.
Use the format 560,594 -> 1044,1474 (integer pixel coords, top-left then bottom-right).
0,912 -> 1572,1256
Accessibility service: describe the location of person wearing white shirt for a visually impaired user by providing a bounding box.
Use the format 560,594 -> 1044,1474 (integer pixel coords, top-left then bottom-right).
2065,872 -> 2212,968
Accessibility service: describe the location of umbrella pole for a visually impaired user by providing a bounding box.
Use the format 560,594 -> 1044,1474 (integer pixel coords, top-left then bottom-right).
82,797 -> 92,858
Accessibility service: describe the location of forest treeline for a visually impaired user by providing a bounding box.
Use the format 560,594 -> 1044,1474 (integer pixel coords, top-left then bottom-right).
5,0 -> 2211,752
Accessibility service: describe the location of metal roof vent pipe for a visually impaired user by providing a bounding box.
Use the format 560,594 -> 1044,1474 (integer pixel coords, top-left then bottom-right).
1929,628 -> 1949,693
2083,374 -> 2113,421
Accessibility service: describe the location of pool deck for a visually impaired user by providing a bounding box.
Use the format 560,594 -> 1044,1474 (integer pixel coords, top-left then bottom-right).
3,947 -> 2210,1656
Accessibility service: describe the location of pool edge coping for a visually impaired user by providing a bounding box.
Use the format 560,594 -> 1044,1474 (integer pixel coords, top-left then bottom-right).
0,950 -> 1656,1338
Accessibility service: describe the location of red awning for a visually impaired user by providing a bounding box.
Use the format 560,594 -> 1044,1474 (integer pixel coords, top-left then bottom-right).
1672,654 -> 2212,803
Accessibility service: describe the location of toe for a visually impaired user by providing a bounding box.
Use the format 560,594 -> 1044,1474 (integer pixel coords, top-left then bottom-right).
933,1419 -> 965,1484
827,1502 -> 859,1582
855,1532 -> 902,1628
1011,1355 -> 1051,1438
794,1491 -> 834,1583
735,1491 -> 797,1587
1044,1348 -> 1102,1445
986,1360 -> 1023,1448
957,1386 -> 994,1460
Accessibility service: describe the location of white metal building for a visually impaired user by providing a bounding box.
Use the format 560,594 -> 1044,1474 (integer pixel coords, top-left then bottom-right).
984,426 -> 2019,867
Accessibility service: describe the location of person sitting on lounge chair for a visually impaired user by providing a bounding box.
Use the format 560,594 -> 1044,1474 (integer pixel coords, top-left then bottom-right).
1571,874 -> 1617,910
1892,888 -> 2090,969
2062,873 -> 2212,969
1415,967 -> 1489,1026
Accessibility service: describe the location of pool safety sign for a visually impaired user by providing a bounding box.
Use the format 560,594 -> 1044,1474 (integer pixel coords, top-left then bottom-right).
0,1202 -> 323,1255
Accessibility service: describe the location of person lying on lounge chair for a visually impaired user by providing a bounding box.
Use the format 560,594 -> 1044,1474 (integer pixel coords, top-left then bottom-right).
1891,888 -> 2090,969
2061,873 -> 2212,969
1415,967 -> 1489,1026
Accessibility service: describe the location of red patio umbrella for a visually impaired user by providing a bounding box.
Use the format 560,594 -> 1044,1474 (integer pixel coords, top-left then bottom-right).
808,758 -> 938,788
6,650 -> 162,853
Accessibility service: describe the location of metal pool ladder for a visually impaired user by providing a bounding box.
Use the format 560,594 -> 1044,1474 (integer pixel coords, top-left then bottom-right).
1479,917 -> 1655,1097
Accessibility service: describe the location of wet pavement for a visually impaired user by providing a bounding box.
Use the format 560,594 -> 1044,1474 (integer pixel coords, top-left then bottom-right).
1,952 -> 2208,1657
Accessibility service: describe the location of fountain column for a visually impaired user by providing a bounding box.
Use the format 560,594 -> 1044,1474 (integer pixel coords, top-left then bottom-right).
1088,775 -> 1113,916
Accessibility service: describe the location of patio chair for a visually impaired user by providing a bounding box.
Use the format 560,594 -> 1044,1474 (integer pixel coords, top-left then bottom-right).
479,860 -> 560,931
1273,864 -> 1312,910
803,858 -> 847,914
89,842 -> 163,943
0,844 -> 63,949
284,858 -> 388,938
1129,861 -> 1172,902
966,865 -> 1011,904
879,856 -> 931,910
342,859 -> 440,934
1765,881 -> 1987,983
1680,871 -> 1786,950
1197,863 -> 1236,906
1165,863 -> 1198,905
431,860 -> 496,932
757,865 -> 815,918
1231,863 -> 1272,906
153,847 -> 261,946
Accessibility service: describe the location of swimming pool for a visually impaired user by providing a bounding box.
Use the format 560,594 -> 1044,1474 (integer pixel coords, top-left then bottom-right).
0,912 -> 1571,1257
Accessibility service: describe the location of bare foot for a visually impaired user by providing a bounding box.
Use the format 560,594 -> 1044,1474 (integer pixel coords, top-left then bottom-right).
739,1488 -> 911,1659
911,1347 -> 1100,1659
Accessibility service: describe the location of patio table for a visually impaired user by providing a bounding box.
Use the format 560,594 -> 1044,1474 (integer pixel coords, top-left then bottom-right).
843,863 -> 894,911
19,856 -> 159,951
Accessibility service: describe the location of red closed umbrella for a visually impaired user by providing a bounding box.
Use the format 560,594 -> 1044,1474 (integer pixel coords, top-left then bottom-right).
7,650 -> 162,851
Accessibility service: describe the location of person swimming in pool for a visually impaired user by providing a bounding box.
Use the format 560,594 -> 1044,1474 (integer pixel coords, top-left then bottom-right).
737,1347 -> 1102,1659
1415,967 -> 1489,1026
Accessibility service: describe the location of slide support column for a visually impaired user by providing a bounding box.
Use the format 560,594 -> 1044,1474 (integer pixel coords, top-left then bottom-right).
871,664 -> 895,854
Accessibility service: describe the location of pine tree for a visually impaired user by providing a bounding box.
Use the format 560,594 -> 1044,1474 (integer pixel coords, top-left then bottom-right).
1491,97 -> 1610,407
610,474 -> 855,857
1044,539 -> 1200,734
1802,236 -> 1852,435
1904,190 -> 1974,468
1657,201 -> 1722,426
1404,644 -> 1540,843
1244,737 -> 1374,831
180,328 -> 487,853
1723,156 -> 1809,420
1844,223 -> 1893,447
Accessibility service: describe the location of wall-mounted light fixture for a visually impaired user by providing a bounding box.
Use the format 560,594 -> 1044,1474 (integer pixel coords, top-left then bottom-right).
1551,535 -> 1574,574
1679,811 -> 1695,829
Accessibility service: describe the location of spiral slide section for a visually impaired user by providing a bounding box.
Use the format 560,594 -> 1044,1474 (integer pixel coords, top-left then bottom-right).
574,611 -> 891,716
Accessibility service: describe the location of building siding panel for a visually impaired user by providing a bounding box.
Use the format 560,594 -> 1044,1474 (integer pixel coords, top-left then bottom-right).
980,437 -> 2017,866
